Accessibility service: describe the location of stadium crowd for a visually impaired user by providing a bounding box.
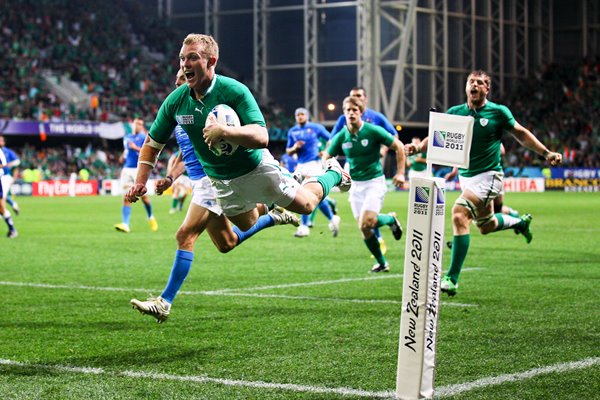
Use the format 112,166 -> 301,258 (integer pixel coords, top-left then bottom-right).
0,0 -> 597,179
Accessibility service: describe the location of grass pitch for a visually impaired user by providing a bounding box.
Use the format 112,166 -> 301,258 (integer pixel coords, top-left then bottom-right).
0,191 -> 598,399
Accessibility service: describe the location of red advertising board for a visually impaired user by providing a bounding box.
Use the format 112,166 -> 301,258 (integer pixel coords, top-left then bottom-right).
32,180 -> 98,197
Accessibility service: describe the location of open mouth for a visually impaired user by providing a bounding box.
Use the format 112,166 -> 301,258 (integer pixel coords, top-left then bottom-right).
185,71 -> 195,80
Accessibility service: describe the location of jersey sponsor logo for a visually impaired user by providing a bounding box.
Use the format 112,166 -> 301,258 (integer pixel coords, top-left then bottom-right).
176,115 -> 195,125
361,139 -> 369,147
195,107 -> 204,113
342,142 -> 353,149
479,118 -> 489,126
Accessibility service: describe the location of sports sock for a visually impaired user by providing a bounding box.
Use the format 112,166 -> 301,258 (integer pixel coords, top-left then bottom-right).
446,234 -> 470,284
506,208 -> 519,218
178,198 -> 185,210
161,250 -> 194,303
3,210 -> 15,231
308,208 -> 318,224
171,198 -> 179,209
233,214 -> 275,245
143,202 -> 153,218
122,205 -> 132,226
376,214 -> 395,227
316,170 -> 341,198
301,214 -> 310,226
318,199 -> 334,220
373,227 -> 382,239
494,213 -> 523,231
6,195 -> 14,207
326,197 -> 337,215
364,234 -> 386,265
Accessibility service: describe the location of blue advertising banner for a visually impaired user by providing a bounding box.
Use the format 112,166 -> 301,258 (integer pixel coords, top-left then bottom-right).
550,168 -> 600,179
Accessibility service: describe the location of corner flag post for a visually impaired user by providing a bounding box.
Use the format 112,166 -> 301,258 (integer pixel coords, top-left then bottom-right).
396,111 -> 474,400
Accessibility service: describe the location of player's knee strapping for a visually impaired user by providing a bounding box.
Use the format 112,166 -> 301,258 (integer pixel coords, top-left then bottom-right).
456,196 -> 493,227
455,196 -> 477,219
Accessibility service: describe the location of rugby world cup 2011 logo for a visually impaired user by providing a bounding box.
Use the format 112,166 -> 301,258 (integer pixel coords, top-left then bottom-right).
415,186 -> 430,203
436,187 -> 445,204
432,130 -> 446,147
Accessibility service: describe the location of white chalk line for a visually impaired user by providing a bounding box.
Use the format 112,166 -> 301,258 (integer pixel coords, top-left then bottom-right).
1,357 -> 598,398
0,280 -> 477,307
435,357 -> 600,397
204,267 -> 482,294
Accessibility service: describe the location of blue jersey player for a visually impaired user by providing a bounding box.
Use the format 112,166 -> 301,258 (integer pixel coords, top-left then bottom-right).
286,107 -> 339,238
0,135 -> 21,216
114,119 -> 158,233
0,144 -> 17,238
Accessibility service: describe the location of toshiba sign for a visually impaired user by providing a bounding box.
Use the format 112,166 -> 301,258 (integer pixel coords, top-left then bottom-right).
32,180 -> 98,197
503,178 -> 545,192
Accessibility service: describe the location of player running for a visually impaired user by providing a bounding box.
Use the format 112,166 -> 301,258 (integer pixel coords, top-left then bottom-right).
405,70 -> 562,296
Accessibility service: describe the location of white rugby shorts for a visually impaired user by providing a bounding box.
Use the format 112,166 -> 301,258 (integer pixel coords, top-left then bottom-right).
458,170 -> 504,204
190,176 -> 223,216
209,150 -> 300,217
348,175 -> 387,219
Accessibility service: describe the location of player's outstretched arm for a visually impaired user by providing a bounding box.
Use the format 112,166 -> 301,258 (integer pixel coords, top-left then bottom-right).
509,122 -> 562,166
389,138 -> 406,187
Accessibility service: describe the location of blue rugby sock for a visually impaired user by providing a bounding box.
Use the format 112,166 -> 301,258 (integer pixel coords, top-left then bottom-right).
318,200 -> 334,220
161,250 -> 194,303
233,214 -> 275,245
122,205 -> 132,226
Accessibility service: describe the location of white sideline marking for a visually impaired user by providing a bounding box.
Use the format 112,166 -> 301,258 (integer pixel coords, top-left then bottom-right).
0,281 -> 476,307
1,357 -> 598,398
435,357 -> 600,397
0,359 -> 392,398
205,267 -> 482,294
202,274 -> 403,294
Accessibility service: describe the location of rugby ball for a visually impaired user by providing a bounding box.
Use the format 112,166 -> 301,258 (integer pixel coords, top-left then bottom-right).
208,104 -> 240,156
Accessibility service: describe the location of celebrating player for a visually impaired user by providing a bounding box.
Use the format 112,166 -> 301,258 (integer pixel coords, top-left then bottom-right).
405,70 -> 562,296
126,34 -> 351,319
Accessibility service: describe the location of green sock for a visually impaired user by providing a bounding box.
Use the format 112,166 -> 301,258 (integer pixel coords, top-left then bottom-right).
316,170 -> 341,198
446,234 -> 470,284
376,214 -> 395,228
309,208 -> 318,223
364,235 -> 386,265
171,198 -> 178,208
494,213 -> 523,231
507,208 -> 519,218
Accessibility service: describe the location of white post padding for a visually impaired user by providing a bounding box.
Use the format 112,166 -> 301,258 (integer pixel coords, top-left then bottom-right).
426,112 -> 474,169
396,177 -> 446,400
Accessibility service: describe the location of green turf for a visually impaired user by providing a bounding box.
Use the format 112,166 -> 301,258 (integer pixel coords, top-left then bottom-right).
0,192 -> 598,399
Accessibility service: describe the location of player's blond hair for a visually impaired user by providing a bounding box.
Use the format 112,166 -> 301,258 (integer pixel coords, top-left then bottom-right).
183,34 -> 219,59
342,96 -> 365,113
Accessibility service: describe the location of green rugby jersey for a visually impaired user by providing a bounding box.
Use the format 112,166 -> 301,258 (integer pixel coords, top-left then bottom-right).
149,74 -> 266,179
409,151 -> 427,172
327,122 -> 394,181
447,100 -> 515,177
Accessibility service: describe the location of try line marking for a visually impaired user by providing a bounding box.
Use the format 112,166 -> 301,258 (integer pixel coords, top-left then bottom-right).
1,357 -> 598,398
0,279 -> 477,308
